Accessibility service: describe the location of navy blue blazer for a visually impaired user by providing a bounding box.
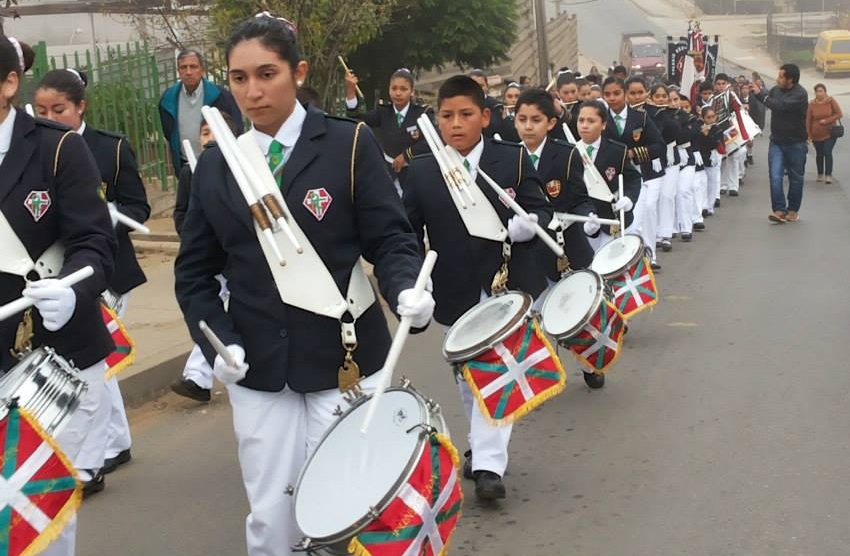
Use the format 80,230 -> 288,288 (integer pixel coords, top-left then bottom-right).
534,138 -> 595,275
82,126 -> 150,294
586,138 -> 642,236
0,112 -> 116,372
174,104 -> 422,393
604,106 -> 666,181
403,139 -> 553,326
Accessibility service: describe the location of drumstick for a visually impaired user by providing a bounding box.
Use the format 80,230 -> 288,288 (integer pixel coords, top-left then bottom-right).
109,205 -> 151,235
0,266 -> 94,322
476,167 -> 565,257
360,250 -> 438,436
338,56 -> 364,98
417,115 -> 469,209
618,174 -> 626,238
554,212 -> 619,227
561,123 -> 578,145
199,320 -> 237,368
183,139 -> 198,173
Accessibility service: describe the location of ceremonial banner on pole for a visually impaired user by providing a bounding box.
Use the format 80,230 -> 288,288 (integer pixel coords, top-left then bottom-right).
0,404 -> 81,556
461,320 -> 565,425
349,434 -> 462,556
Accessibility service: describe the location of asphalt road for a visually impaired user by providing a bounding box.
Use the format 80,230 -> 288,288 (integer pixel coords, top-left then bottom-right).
76,130 -> 850,556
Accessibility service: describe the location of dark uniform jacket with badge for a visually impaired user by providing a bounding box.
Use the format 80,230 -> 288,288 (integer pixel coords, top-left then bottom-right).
586,138 -> 642,236
604,105 -> 666,181
82,126 -> 150,294
673,108 -> 700,167
534,138 -> 595,276
346,99 -> 432,167
403,139 -> 553,326
694,120 -> 726,167
0,112 -> 117,372
174,104 -> 422,393
646,105 -> 682,167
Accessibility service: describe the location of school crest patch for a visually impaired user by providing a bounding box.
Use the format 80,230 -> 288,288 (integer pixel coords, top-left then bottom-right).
605,167 -> 617,182
24,191 -> 51,222
303,188 -> 333,221
546,180 -> 561,198
406,125 -> 420,140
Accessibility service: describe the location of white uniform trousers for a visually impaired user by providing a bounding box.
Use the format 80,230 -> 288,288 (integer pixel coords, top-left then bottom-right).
104,377 -> 131,459
43,361 -> 107,556
737,147 -> 747,178
657,165 -> 679,240
456,375 -> 512,477
675,165 -> 696,234
227,372 -> 381,556
182,275 -> 229,390
720,154 -> 739,193
632,176 -> 662,261
705,165 -> 721,210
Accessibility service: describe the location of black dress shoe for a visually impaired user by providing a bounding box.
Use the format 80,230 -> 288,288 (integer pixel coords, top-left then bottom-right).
729,190 -> 739,197
747,155 -> 754,165
583,371 -> 605,389
171,379 -> 211,402
681,232 -> 693,242
650,261 -> 661,271
660,239 -> 672,252
474,471 -> 506,500
102,448 -> 132,475
693,222 -> 706,231
714,199 -> 720,208
81,470 -> 105,499
701,209 -> 709,217
462,450 -> 475,480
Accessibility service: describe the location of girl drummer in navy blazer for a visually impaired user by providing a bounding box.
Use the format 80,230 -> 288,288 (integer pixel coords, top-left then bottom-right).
0,35 -> 116,556
35,68 -> 152,490
173,14 -> 431,556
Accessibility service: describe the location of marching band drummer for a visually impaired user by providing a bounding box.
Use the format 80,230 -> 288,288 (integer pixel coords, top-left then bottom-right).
173,14 -> 432,556
344,67 -> 432,192
645,84 -> 681,254
403,75 -> 553,501
34,68 -> 152,494
0,35 -> 117,556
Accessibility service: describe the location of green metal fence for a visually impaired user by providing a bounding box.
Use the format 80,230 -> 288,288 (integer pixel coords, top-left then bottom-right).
21,41 -> 181,191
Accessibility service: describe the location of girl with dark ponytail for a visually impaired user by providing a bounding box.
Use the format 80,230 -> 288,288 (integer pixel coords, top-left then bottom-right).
35,67 -> 151,495
0,34 -> 117,556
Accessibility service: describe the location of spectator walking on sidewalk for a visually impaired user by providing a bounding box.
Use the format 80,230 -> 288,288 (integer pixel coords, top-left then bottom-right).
806,83 -> 843,184
751,64 -> 808,223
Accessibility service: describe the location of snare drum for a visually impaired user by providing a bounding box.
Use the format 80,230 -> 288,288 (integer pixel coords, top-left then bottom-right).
590,234 -> 658,319
540,270 -> 626,374
443,292 -> 565,425
294,384 -> 461,556
0,347 -> 87,435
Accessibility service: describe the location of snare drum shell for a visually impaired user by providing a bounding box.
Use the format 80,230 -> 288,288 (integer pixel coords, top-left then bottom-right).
442,292 -> 532,362
590,234 -> 646,280
540,270 -> 605,340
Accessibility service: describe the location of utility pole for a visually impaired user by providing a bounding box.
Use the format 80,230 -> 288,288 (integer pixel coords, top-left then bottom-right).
534,0 -> 550,84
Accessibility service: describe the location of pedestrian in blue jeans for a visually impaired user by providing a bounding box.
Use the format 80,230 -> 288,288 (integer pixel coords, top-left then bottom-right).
751,64 -> 809,223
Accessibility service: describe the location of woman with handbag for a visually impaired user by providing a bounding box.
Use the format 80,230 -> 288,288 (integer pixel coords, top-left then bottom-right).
806,83 -> 843,183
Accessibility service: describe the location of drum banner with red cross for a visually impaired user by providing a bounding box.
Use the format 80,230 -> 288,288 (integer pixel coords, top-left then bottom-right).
101,304 -> 136,380
560,299 -> 626,373
0,404 -> 81,556
462,319 -> 565,426
609,256 -> 658,319
348,434 -> 462,556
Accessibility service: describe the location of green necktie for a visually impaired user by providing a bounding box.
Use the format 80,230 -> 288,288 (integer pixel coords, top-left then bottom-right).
586,145 -> 595,158
530,153 -> 539,168
614,114 -> 624,135
463,159 -> 471,172
396,112 -> 404,127
268,140 -> 285,185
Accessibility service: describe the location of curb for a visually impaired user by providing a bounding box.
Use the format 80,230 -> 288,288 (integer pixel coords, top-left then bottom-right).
119,350 -> 190,409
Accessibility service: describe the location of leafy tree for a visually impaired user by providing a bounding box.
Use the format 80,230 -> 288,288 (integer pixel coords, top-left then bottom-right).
348,0 -> 518,105
208,0 -> 398,108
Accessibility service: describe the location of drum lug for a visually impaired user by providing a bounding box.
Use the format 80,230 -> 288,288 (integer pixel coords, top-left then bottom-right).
284,485 -> 295,496
292,538 -> 312,552
426,398 -> 440,414
368,506 -> 381,520
332,405 -> 344,417
399,376 -> 412,389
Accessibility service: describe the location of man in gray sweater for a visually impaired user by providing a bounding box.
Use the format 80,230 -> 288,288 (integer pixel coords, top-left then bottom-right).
751,64 -> 808,223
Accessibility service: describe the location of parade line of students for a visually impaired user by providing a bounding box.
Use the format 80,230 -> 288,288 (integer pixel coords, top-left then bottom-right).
0,18 -> 761,556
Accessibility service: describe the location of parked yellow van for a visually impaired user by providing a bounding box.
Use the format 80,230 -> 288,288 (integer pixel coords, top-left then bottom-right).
814,30 -> 850,76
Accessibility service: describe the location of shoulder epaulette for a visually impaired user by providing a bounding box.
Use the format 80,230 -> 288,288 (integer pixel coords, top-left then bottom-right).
604,137 -> 629,150
491,138 -> 522,148
410,152 -> 435,162
34,118 -> 72,132
325,114 -> 359,125
93,128 -> 126,141
549,137 -> 573,148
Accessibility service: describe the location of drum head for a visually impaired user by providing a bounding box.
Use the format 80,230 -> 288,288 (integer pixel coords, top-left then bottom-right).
540,270 -> 603,339
295,389 -> 427,542
442,292 -> 531,362
591,234 -> 644,278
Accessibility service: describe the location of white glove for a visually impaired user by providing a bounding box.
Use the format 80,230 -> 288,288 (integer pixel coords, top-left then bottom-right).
22,279 -> 77,332
213,344 -> 249,385
583,212 -> 601,236
397,288 -> 436,329
710,151 -> 721,166
612,196 -> 633,213
694,151 -> 705,167
107,202 -> 119,228
507,214 -> 538,243
652,158 -> 662,173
